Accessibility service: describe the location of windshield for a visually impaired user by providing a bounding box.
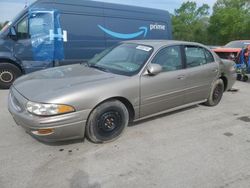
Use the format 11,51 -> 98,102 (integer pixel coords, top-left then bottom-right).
88,43 -> 153,76
225,41 -> 250,48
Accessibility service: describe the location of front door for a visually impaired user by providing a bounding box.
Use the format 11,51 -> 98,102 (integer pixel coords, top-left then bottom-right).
140,45 -> 186,117
13,14 -> 34,73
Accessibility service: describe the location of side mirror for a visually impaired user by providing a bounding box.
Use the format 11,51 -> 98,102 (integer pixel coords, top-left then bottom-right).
147,64 -> 162,76
9,27 -> 17,40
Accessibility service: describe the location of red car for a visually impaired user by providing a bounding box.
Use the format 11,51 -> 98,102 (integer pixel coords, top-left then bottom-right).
213,40 -> 250,60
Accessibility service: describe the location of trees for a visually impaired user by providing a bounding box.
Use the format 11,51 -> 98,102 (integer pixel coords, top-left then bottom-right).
208,0 -> 250,45
172,0 -> 250,45
172,1 -> 210,43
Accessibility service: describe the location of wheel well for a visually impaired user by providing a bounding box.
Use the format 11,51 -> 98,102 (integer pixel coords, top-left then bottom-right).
0,58 -> 23,73
220,75 -> 228,91
94,97 -> 135,123
114,97 -> 135,122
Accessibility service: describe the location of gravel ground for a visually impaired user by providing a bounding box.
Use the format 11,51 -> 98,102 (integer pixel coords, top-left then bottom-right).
0,81 -> 250,188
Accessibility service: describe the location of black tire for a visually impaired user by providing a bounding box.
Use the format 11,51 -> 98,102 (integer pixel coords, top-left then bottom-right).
0,63 -> 22,89
204,79 -> 224,106
86,100 -> 129,143
237,74 -> 242,81
243,75 -> 248,82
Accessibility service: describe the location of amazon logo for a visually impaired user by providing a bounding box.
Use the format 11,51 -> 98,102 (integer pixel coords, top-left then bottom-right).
98,25 -> 148,39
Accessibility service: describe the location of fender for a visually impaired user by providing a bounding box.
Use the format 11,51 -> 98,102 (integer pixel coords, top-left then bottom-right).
0,52 -> 24,73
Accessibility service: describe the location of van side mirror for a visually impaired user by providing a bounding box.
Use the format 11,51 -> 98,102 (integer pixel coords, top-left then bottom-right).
9,27 -> 18,40
147,64 -> 162,75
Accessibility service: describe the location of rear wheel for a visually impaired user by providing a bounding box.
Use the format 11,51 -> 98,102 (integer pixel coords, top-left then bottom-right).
0,63 -> 22,89
204,79 -> 224,106
86,100 -> 129,143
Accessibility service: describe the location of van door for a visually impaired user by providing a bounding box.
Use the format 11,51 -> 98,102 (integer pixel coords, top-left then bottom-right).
13,14 -> 34,73
14,10 -> 65,73
58,12 -> 105,64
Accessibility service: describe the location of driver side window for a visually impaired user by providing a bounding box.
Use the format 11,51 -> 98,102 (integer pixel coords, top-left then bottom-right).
17,16 -> 29,40
29,12 -> 53,37
152,46 -> 183,72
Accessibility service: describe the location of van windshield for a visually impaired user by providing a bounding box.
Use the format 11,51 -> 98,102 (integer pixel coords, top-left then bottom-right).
88,43 -> 153,76
0,8 -> 27,35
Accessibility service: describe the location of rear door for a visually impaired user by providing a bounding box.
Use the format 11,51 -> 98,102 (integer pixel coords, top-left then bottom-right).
140,45 -> 186,117
183,45 -> 219,104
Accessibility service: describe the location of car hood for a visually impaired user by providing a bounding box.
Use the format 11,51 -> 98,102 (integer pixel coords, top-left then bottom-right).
13,64 -> 123,101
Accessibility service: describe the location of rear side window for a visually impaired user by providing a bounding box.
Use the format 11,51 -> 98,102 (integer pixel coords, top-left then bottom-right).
185,46 -> 208,68
204,49 -> 215,63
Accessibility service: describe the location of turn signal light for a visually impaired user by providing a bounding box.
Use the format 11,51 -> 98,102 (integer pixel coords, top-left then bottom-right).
32,128 -> 54,136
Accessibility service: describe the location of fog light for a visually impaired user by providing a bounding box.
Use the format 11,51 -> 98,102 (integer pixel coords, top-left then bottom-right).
32,128 -> 54,136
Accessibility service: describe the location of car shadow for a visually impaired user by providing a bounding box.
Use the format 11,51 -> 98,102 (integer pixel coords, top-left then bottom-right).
33,136 -> 86,146
36,104 -> 200,146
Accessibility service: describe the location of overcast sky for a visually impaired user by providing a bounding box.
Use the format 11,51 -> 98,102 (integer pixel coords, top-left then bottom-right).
0,0 -> 217,23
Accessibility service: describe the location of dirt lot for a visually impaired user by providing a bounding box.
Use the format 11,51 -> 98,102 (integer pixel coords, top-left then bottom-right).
0,81 -> 250,188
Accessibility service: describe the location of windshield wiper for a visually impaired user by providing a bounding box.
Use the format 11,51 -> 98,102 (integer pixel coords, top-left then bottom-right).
80,60 -> 89,67
88,64 -> 110,73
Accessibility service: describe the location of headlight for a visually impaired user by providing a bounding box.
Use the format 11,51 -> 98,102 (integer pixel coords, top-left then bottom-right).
26,101 -> 75,116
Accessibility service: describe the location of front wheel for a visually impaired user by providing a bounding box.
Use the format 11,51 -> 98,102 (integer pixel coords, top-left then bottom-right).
86,100 -> 129,143
0,63 -> 22,89
204,79 -> 224,106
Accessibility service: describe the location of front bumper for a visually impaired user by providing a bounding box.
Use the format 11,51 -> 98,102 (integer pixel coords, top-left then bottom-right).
8,87 -> 91,142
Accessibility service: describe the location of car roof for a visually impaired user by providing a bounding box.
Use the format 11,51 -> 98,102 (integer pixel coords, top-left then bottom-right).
123,40 -> 208,49
229,40 -> 250,42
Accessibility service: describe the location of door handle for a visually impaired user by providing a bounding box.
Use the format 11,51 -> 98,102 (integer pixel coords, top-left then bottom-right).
177,75 -> 185,80
213,69 -> 218,73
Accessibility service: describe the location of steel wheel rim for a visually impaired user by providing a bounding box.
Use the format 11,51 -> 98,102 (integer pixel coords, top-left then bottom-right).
213,84 -> 223,102
97,111 -> 123,136
0,70 -> 13,83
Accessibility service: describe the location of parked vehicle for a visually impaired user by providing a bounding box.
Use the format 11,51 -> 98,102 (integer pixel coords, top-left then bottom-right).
235,63 -> 248,82
0,0 -> 172,89
207,45 -> 221,50
8,40 -> 236,143
213,40 -> 250,61
235,44 -> 250,82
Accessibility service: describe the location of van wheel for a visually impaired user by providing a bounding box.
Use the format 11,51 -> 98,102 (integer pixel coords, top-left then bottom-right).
0,63 -> 22,89
86,100 -> 129,143
204,79 -> 224,106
